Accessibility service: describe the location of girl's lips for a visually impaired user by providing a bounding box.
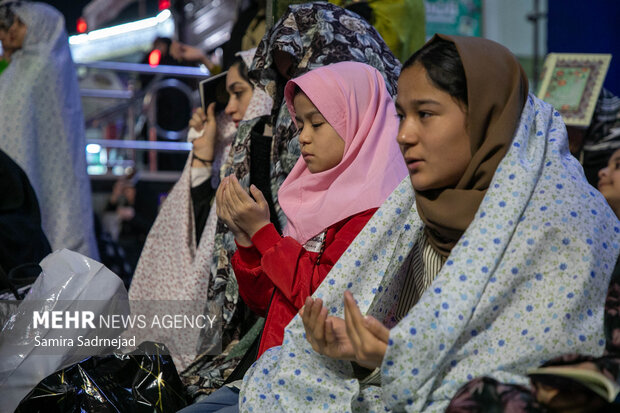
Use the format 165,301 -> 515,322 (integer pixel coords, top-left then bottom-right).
406,159 -> 422,171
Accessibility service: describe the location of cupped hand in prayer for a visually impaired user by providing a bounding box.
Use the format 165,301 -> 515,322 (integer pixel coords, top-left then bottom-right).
215,176 -> 270,245
300,296 -> 355,361
300,291 -> 390,370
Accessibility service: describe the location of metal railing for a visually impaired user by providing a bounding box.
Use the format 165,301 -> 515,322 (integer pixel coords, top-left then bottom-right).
77,61 -> 210,78
86,138 -> 191,152
79,61 -> 210,173
81,89 -> 134,99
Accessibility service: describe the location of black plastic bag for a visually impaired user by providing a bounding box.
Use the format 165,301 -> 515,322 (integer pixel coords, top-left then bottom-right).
15,342 -> 188,413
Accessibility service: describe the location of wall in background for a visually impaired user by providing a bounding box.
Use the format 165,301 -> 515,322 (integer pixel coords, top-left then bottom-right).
483,0 -> 547,91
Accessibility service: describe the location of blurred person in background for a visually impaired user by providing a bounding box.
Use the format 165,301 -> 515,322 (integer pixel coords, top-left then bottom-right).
0,4 -> 15,74
572,89 -> 620,187
169,38 -> 220,74
103,173 -> 150,278
598,148 -> 620,218
220,0 -> 266,69
0,1 -> 98,259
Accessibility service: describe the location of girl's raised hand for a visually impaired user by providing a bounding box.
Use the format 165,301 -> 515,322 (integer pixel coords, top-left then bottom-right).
224,176 -> 271,237
190,104 -> 217,167
343,291 -> 390,369
216,176 -> 252,246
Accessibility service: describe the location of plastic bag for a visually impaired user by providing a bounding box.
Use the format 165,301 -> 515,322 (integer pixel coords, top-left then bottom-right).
15,341 -> 188,413
0,249 -> 129,413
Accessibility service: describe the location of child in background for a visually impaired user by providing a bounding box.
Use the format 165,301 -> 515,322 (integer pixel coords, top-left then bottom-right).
598,148 -> 620,217
216,61 -> 407,358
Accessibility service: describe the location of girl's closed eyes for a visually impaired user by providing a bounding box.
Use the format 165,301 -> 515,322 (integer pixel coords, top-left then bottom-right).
293,91 -> 344,174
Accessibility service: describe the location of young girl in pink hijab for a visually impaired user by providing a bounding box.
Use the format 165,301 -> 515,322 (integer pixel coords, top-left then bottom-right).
216,61 -> 407,358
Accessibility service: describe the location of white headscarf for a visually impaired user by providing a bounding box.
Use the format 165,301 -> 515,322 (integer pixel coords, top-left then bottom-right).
240,96 -> 620,412
0,2 -> 98,258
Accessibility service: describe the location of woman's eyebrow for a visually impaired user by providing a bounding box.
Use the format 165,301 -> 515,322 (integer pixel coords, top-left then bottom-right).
412,99 -> 442,106
395,99 -> 442,109
300,110 -> 321,118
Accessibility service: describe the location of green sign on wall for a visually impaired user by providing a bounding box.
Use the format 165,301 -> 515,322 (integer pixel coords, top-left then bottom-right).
424,0 -> 482,39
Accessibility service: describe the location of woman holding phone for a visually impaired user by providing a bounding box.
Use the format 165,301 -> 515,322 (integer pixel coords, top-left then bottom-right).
128,49 -> 272,371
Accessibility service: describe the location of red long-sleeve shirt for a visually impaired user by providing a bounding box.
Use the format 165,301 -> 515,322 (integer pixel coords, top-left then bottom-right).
232,208 -> 377,357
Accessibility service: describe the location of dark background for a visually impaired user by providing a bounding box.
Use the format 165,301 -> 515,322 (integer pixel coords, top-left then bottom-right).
43,0 -> 90,33
548,0 -> 620,94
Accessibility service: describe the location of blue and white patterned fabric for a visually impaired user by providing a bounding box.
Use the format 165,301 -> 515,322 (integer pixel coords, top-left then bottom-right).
239,95 -> 620,412
0,2 -> 98,258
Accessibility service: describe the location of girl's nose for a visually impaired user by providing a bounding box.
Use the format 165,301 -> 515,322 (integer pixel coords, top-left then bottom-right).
599,166 -> 609,180
225,99 -> 236,116
396,121 -> 418,146
298,129 -> 311,146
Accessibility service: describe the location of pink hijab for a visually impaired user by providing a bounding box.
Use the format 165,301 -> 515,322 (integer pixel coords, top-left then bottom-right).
279,61 -> 407,243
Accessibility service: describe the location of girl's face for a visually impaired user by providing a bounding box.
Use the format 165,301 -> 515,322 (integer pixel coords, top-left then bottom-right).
224,64 -> 253,127
293,92 -> 344,174
395,63 -> 471,192
598,148 -> 620,215
6,17 -> 25,50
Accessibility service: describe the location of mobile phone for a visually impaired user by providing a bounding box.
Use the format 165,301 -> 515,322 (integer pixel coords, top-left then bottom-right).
199,71 -> 228,113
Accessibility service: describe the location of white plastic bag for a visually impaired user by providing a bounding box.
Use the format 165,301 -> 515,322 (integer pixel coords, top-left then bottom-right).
0,249 -> 129,413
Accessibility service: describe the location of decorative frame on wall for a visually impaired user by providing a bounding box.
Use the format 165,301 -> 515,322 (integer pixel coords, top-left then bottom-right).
537,53 -> 612,126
